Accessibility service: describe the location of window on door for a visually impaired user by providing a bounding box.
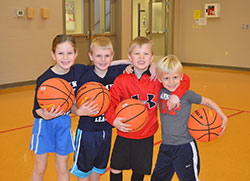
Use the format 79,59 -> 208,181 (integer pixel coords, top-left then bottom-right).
65,0 -> 111,35
65,0 -> 84,34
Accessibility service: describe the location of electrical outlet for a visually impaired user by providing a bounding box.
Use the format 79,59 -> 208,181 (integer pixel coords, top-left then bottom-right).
16,9 -> 25,17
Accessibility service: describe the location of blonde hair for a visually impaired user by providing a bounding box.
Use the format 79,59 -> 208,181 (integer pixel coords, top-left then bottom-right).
89,37 -> 114,54
156,55 -> 183,76
128,36 -> 154,54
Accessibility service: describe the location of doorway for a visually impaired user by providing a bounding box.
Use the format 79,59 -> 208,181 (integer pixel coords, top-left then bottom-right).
132,0 -> 174,62
64,0 -> 117,64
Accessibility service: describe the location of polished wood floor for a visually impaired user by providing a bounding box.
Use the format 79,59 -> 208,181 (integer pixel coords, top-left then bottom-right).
1,66 -> 250,181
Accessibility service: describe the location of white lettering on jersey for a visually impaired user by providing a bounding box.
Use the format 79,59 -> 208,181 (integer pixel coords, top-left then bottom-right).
94,115 -> 106,122
160,93 -> 170,100
106,84 -> 113,91
69,81 -> 78,91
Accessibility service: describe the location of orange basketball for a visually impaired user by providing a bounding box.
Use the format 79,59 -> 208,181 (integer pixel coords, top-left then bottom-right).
37,78 -> 75,113
188,107 -> 223,142
76,82 -> 110,117
115,99 -> 148,132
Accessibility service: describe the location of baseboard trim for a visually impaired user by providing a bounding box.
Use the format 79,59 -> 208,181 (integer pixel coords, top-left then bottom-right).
0,80 -> 36,90
182,63 -> 250,72
1,63 -> 250,89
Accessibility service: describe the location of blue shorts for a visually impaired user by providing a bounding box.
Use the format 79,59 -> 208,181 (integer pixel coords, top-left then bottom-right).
70,128 -> 112,178
30,115 -> 75,155
151,141 -> 200,181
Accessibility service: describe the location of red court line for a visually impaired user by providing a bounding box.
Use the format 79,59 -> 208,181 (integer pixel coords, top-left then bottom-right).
154,140 -> 162,146
71,114 -> 78,118
221,107 -> 250,113
0,124 -> 33,134
0,114 -> 78,134
102,167 -> 110,175
100,109 -> 243,176
0,107 -> 248,134
227,111 -> 245,118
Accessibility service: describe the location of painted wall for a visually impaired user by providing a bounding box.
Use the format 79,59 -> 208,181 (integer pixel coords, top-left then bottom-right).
0,0 -> 131,86
0,0 -> 63,85
3,0 -> 249,86
120,0 -> 132,59
174,0 -> 250,68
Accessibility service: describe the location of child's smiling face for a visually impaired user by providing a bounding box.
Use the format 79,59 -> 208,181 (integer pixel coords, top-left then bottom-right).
89,45 -> 114,72
51,41 -> 77,73
128,43 -> 154,71
159,70 -> 183,92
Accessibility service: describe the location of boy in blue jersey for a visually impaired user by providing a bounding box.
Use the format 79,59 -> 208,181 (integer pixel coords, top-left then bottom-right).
70,37 -> 131,181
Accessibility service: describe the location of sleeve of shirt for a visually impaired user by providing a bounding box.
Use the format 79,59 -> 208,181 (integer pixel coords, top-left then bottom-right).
104,76 -> 123,126
74,64 -> 93,79
32,78 -> 43,118
188,90 -> 202,104
172,73 -> 190,98
109,64 -> 128,75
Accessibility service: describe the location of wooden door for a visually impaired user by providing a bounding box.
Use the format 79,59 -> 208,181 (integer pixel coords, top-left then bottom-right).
64,0 -> 117,64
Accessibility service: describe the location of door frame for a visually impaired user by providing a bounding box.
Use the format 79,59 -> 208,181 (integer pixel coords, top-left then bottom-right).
63,0 -> 119,64
132,0 -> 175,59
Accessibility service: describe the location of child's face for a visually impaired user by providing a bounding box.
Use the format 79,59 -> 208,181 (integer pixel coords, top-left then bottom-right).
128,43 -> 154,71
51,41 -> 77,72
89,46 -> 114,72
159,70 -> 183,92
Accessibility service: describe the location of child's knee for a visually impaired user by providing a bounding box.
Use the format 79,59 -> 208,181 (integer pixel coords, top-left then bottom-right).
55,163 -> 68,175
110,168 -> 122,174
33,163 -> 47,175
55,154 -> 69,174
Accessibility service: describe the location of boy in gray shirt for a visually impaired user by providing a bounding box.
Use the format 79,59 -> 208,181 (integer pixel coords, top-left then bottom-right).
151,55 -> 228,181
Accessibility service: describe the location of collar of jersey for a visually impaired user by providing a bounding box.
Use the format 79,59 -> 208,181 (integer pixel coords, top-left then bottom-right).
132,65 -> 151,77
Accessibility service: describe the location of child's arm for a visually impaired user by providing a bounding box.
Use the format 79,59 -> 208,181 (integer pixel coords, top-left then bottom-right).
104,77 -> 132,132
111,60 -> 133,75
124,64 -> 133,74
124,62 -> 157,81
149,62 -> 157,81
201,97 -> 228,136
110,59 -> 131,66
71,101 -> 99,116
168,73 -> 190,110
104,89 -> 122,126
35,106 -> 63,120
105,106 -> 131,132
105,101 -> 132,132
113,117 -> 131,132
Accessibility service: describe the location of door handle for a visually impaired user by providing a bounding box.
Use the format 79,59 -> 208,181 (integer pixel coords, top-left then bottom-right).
91,31 -> 96,40
86,30 -> 90,40
145,28 -> 150,35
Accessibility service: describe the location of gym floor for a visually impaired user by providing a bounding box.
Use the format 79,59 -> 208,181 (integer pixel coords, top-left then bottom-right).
0,66 -> 250,180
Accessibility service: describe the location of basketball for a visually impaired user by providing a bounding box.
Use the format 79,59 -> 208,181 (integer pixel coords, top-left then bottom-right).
37,78 -> 75,113
115,99 -> 148,132
76,82 -> 110,117
188,107 -> 223,142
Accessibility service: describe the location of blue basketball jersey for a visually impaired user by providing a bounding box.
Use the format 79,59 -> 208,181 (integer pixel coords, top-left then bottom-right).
32,64 -> 92,118
30,64 -> 93,155
77,64 -> 127,131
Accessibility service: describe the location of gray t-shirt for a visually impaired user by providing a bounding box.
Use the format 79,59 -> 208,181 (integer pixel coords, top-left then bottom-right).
159,89 -> 202,145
